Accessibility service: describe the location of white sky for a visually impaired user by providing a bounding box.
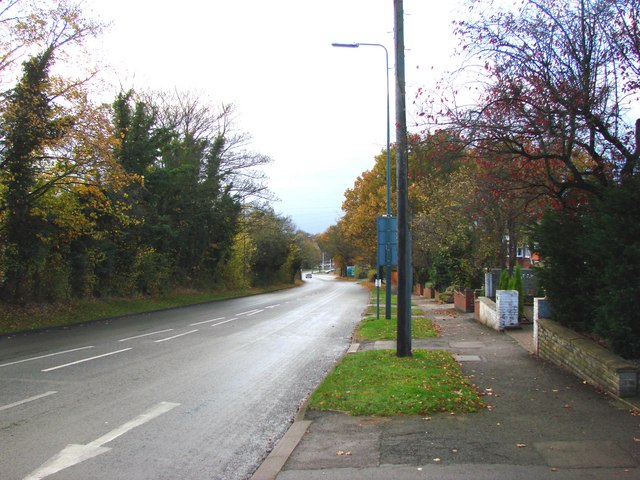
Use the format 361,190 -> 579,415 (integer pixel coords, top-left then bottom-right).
83,0 -> 461,234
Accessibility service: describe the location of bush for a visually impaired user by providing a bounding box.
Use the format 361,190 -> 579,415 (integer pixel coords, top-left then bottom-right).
536,180 -> 640,357
508,265 -> 524,320
498,269 -> 510,291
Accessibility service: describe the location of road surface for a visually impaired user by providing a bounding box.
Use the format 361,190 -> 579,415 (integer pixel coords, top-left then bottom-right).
0,274 -> 368,480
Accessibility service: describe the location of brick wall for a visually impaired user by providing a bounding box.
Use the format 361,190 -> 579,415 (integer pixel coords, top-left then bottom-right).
535,317 -> 638,398
454,289 -> 475,313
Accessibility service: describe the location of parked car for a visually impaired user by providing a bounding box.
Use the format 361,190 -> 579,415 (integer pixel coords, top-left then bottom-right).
305,273 -> 312,278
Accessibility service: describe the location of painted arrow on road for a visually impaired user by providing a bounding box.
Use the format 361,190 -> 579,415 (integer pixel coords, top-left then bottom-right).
23,401 -> 180,480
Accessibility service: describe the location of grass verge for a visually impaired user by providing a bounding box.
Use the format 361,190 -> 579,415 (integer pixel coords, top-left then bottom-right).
356,314 -> 439,341
309,349 -> 483,416
0,286 -> 291,336
356,291 -> 439,341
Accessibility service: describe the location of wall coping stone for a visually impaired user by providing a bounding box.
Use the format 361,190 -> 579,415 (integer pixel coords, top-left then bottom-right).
537,318 -> 638,397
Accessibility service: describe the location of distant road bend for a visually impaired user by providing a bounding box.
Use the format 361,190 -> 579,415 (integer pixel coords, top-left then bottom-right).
0,273 -> 368,480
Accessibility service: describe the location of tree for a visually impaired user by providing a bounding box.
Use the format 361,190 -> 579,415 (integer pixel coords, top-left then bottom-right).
245,206 -> 301,285
318,222 -> 361,278
422,0 -> 639,207
432,0 -> 640,355
0,48 -> 61,301
0,1 -> 108,302
297,231 -> 322,269
149,90 -> 274,204
340,148 -> 393,267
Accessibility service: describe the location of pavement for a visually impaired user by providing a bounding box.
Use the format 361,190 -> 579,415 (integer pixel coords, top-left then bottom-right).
251,297 -> 640,480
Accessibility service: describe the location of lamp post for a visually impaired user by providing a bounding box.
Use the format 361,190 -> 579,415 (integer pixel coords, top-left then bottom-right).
331,42 -> 393,320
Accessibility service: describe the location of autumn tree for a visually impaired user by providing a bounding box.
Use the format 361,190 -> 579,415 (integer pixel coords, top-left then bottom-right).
429,0 -> 640,203
0,1 -> 105,302
419,0 -> 640,354
340,147 -> 394,267
317,222 -> 359,277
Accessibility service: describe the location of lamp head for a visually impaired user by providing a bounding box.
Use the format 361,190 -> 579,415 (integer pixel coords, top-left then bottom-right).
331,43 -> 359,48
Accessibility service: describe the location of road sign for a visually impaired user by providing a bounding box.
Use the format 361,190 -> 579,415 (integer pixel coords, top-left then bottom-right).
377,215 -> 397,267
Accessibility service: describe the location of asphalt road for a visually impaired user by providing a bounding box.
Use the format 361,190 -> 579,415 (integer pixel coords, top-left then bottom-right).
0,274 -> 369,480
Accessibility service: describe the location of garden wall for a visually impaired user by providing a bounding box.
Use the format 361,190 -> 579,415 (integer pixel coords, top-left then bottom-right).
454,289 -> 475,313
534,302 -> 638,398
475,291 -> 519,331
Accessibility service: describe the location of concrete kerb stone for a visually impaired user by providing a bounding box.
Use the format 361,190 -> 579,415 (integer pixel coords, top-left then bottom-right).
250,420 -> 312,480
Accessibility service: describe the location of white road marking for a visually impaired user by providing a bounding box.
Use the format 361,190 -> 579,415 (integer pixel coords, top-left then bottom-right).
41,349 -> 132,372
246,309 -> 264,316
154,329 -> 198,343
265,304 -> 280,309
0,346 -> 95,368
118,329 -> 174,342
210,318 -> 237,327
235,309 -> 260,316
190,317 -> 225,326
0,391 -> 57,412
23,402 -> 180,480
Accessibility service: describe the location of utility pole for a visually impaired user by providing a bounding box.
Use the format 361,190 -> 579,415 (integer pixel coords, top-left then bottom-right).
394,0 -> 412,357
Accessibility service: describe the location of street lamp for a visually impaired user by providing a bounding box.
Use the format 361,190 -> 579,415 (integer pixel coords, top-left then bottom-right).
332,42 -> 393,320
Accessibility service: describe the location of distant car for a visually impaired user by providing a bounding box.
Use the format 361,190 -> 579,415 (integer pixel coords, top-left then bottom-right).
305,273 -> 312,278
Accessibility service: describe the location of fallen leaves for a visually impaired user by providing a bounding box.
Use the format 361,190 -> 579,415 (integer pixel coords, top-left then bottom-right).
336,450 -> 352,456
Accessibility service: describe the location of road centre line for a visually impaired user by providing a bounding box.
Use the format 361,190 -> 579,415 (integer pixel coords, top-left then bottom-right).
265,304 -> 280,309
0,346 -> 95,369
235,309 -> 260,316
119,329 -> 174,342
211,318 -> 237,327
246,309 -> 264,316
42,349 -> 132,372
154,329 -> 198,343
190,317 -> 225,326
0,391 -> 57,412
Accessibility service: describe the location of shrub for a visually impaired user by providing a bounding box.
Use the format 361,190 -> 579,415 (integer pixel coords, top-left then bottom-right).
498,269 -> 510,291
536,179 -> 640,357
508,265 -> 524,320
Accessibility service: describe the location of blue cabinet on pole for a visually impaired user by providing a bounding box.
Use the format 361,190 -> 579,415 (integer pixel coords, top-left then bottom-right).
377,215 -> 398,267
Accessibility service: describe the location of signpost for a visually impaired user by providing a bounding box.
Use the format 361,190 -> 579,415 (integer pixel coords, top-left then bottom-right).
377,215 -> 397,319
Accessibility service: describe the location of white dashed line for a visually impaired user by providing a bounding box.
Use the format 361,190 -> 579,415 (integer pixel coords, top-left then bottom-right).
0,391 -> 57,412
0,346 -> 95,369
119,329 -> 174,342
42,349 -> 132,372
190,317 -> 225,326
210,318 -> 237,327
154,330 -> 199,343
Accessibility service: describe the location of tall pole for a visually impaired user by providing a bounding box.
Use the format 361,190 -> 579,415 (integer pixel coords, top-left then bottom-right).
331,42 -> 393,319
394,0 -> 412,357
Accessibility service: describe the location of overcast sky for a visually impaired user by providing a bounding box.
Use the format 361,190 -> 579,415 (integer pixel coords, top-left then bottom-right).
84,0 -> 461,234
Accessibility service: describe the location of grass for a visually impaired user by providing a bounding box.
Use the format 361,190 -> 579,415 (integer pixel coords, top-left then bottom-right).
355,291 -> 439,341
309,349 -> 484,416
356,314 -> 439,341
0,286 -> 288,336
308,285 -> 482,416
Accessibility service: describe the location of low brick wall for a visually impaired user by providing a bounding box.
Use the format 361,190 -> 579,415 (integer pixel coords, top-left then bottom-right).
454,289 -> 475,313
422,287 -> 436,299
536,318 -> 638,398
